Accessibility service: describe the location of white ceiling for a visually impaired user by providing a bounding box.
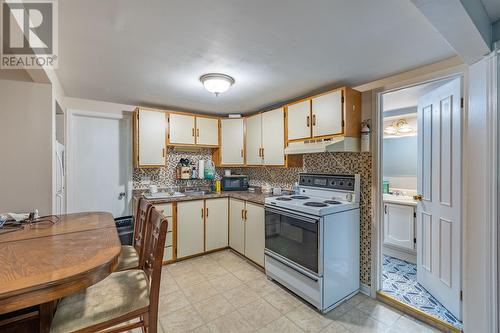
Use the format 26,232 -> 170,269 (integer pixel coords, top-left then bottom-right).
57,0 -> 456,114
481,0 -> 500,22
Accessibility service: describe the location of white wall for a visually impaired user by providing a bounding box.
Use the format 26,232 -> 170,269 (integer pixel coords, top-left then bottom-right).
0,79 -> 53,215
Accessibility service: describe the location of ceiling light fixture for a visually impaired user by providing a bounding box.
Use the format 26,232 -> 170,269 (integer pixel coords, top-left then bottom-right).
384,119 -> 415,136
200,73 -> 235,96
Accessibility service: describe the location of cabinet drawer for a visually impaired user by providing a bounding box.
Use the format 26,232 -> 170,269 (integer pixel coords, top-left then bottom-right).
163,246 -> 173,261
166,231 -> 173,247
155,203 -> 173,217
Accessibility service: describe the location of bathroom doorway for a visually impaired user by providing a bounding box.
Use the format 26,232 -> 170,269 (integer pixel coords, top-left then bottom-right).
377,77 -> 463,331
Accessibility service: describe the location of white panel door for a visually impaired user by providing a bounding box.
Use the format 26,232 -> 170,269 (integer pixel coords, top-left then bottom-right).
287,100 -> 311,140
205,198 -> 229,251
416,78 -> 462,319
196,116 -> 219,146
138,110 -> 166,166
67,111 -> 132,217
220,118 -> 244,165
169,113 -> 195,145
383,203 -> 415,251
311,90 -> 343,137
229,199 -> 245,255
244,202 -> 265,266
177,200 -> 205,258
262,108 -> 285,166
245,114 -> 263,165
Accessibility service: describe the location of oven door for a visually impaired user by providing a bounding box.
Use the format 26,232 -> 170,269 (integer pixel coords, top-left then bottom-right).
265,206 -> 320,275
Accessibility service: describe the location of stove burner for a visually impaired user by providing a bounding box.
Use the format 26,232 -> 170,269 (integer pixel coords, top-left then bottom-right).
304,202 -> 328,207
276,197 -> 292,201
324,200 -> 342,205
290,196 -> 310,200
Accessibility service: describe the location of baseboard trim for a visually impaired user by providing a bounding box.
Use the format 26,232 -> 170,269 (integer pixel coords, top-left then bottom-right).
360,283 -> 371,296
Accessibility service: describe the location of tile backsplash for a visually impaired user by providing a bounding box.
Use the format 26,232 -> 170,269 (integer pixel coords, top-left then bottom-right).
133,150 -> 373,286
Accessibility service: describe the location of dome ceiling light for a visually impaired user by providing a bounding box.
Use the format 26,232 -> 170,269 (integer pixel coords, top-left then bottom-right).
200,73 -> 235,96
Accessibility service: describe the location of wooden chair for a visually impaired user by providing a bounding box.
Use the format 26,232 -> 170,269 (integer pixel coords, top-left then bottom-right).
49,208 -> 168,333
115,198 -> 152,271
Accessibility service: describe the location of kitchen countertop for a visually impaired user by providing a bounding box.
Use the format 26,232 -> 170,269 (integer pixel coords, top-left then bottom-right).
136,190 -> 280,206
383,194 -> 417,206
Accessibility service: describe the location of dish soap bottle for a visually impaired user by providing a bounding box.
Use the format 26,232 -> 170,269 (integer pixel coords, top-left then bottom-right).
292,182 -> 300,194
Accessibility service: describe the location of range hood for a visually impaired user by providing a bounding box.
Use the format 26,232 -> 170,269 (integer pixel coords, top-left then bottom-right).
284,137 -> 360,154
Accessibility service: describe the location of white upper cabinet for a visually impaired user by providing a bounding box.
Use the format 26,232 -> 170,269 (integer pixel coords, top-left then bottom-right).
262,108 -> 285,166
245,114 -> 263,165
196,116 -> 219,146
311,90 -> 343,137
169,113 -> 195,145
220,118 -> 244,165
287,100 -> 311,141
136,109 -> 166,167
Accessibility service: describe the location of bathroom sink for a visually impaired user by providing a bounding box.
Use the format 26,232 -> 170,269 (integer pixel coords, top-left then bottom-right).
144,192 -> 186,199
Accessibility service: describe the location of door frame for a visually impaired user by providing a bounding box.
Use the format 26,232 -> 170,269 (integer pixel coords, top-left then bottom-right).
66,109 -> 133,215
371,71 -> 466,317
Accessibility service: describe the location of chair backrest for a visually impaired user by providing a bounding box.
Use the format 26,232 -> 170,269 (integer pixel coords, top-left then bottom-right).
134,198 -> 153,266
142,208 -> 168,319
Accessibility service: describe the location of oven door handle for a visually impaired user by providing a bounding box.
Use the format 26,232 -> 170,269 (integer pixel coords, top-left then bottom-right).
265,207 -> 319,224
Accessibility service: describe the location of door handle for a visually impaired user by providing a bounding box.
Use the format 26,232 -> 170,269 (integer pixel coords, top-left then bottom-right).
258,148 -> 262,157
312,114 -> 316,126
244,209 -> 248,221
384,205 -> 387,214
206,208 -> 208,217
118,192 -> 126,199
306,116 -> 310,127
197,129 -> 200,137
201,208 -> 204,218
241,149 -> 244,158
162,148 -> 166,157
261,148 -> 264,158
192,128 -> 195,137
241,209 -> 245,220
413,194 -> 423,201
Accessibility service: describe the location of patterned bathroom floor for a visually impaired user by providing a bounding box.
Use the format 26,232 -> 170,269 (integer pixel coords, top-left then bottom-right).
382,255 -> 463,330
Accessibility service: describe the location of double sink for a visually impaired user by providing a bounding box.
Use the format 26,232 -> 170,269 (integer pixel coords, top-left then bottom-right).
143,189 -> 215,200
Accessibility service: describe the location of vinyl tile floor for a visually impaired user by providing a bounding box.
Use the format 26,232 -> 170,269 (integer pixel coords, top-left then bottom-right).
128,250 -> 442,333
381,255 -> 463,330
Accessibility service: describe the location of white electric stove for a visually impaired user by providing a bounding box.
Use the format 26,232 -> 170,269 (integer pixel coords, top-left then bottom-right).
264,173 -> 361,313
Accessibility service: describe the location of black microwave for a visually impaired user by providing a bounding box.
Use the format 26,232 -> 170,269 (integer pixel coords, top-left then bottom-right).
221,175 -> 249,191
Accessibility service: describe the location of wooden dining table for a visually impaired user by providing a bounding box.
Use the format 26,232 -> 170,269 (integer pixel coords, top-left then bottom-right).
0,212 -> 122,331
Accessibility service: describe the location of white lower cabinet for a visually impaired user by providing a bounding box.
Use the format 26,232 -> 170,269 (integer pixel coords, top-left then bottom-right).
205,198 -> 229,251
383,202 -> 415,251
176,200 -> 205,258
244,202 -> 265,266
229,199 -> 246,255
229,198 -> 265,266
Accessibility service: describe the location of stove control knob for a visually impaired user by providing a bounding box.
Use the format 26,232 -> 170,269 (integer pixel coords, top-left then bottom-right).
346,193 -> 353,202
330,180 -> 336,186
347,181 -> 353,187
339,181 -> 344,186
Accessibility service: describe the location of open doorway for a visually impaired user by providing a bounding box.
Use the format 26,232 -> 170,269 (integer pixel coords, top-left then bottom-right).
378,77 -> 463,331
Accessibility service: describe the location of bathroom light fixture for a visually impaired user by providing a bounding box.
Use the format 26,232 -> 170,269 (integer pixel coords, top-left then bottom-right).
384,125 -> 397,135
384,119 -> 414,136
200,73 -> 235,96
